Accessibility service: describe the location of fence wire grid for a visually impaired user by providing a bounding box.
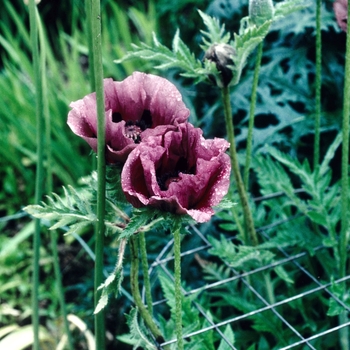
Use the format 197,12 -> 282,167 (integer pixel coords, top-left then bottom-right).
140,196 -> 350,350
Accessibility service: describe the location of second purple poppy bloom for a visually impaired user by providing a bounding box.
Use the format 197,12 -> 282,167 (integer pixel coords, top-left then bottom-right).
121,123 -> 231,223
67,72 -> 190,163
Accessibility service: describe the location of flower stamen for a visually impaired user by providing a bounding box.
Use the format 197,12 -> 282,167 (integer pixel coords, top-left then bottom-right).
124,121 -> 142,143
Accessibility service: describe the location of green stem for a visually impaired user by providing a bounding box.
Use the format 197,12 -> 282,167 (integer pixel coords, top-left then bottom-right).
85,0 -> 95,92
221,86 -> 258,246
340,0 -> 350,283
339,2 -> 350,348
29,1 -> 44,349
313,0 -> 322,168
244,42 -> 263,190
129,236 -> 165,344
91,0 -> 106,348
37,12 -> 74,350
173,224 -> 184,350
51,230 -> 74,350
139,232 -> 153,315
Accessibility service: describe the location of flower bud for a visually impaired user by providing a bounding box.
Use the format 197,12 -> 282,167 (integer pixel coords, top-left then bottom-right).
249,0 -> 274,26
203,43 -> 236,87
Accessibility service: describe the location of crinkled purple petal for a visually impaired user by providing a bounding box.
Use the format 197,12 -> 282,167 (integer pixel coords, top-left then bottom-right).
121,122 -> 231,223
67,72 -> 190,163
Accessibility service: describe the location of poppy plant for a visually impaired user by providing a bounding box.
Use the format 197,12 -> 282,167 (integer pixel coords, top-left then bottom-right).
121,122 -> 231,223
67,72 -> 190,163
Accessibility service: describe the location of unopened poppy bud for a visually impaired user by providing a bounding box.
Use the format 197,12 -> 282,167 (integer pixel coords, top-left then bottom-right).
204,43 -> 236,87
249,0 -> 274,26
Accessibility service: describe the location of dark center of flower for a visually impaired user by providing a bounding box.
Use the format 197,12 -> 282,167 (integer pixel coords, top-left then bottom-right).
156,157 -> 195,191
113,109 -> 153,144
112,112 -> 122,123
140,109 -> 153,129
124,121 -> 142,144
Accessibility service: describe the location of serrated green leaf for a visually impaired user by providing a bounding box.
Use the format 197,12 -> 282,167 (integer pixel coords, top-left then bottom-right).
119,209 -> 152,239
231,20 -> 271,85
274,265 -> 294,285
208,235 -> 275,269
115,31 -> 203,81
94,294 -> 109,315
319,132 -> 342,177
23,185 -> 97,232
218,223 -> 237,231
95,239 -> 127,313
214,197 -> 236,210
327,282 -> 350,317
125,308 -> 156,350
217,325 -> 235,350
274,0 -> 310,18
198,10 -> 230,49
307,211 -> 327,226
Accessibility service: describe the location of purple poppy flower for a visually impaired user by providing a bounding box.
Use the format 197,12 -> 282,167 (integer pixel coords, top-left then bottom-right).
121,122 -> 231,223
67,72 -> 190,163
334,0 -> 348,32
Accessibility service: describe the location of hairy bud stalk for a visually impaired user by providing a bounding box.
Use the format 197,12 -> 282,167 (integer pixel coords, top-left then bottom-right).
249,0 -> 274,26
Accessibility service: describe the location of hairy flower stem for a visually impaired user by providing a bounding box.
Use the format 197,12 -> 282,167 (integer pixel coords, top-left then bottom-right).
37,12 -> 74,350
129,235 -> 165,344
339,1 -> 350,348
313,0 -> 322,168
28,1 -> 44,348
91,0 -> 106,348
139,232 -> 153,315
221,86 -> 258,246
85,0 -> 95,92
173,225 -> 184,350
244,42 -> 263,190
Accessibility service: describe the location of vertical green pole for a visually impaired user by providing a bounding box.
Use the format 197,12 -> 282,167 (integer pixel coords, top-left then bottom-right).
221,86 -> 258,246
28,1 -> 44,348
90,0 -> 106,348
339,2 -> 350,349
313,0 -> 322,168
36,10 -> 74,350
173,224 -> 183,350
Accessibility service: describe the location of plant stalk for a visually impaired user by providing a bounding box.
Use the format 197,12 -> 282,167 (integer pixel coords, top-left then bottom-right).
91,0 -> 106,348
130,235 -> 165,344
139,232 -> 153,315
85,0 -> 95,92
36,11 -> 74,350
221,86 -> 258,246
313,0 -> 322,168
339,1 -> 350,348
244,42 -> 263,190
173,224 -> 184,350
28,1 -> 44,348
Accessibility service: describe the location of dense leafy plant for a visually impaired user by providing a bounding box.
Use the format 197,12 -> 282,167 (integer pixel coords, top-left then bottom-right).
2,0 -> 350,349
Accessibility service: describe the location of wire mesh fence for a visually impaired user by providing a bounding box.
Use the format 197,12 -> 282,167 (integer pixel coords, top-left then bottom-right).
142,202 -> 350,349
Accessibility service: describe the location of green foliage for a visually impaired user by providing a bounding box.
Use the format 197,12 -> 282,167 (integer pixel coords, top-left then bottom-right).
217,326 -> 235,350
2,0 -> 349,348
23,185 -> 96,235
208,234 -> 275,269
116,30 -> 209,83
198,10 -> 230,49
230,19 -> 271,85
122,308 -> 157,349
274,0 -> 309,18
